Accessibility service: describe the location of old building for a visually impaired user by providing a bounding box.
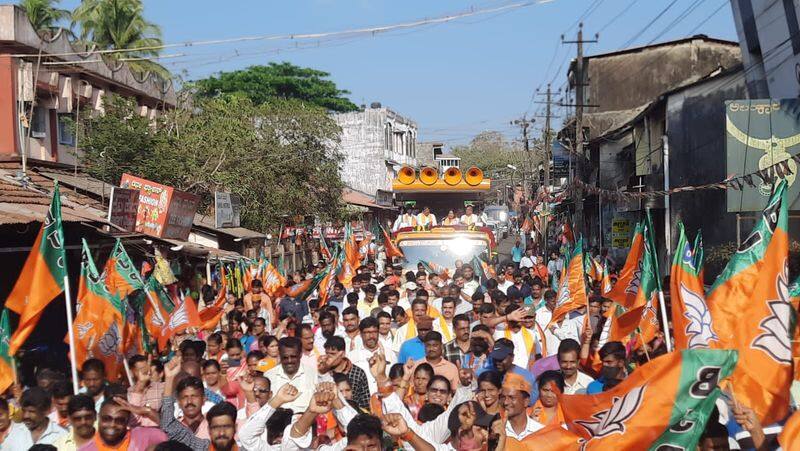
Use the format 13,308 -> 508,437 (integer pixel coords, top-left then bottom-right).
0,4 -> 177,165
332,102 -> 418,204
558,36 -> 742,264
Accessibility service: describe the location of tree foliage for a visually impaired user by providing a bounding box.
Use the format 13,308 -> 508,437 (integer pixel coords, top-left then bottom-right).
71,0 -> 169,78
19,0 -> 71,37
451,131 -> 531,177
192,62 -> 359,112
78,95 -> 345,231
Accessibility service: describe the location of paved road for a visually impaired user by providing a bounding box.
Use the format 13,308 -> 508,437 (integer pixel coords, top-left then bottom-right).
495,233 -> 518,265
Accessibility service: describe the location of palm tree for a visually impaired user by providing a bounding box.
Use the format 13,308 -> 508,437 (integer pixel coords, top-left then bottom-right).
72,0 -> 170,78
19,0 -> 72,39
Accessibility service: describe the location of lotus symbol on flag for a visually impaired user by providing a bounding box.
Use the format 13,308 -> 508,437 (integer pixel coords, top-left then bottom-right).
751,265 -> 793,365
680,282 -> 717,349
76,321 -> 93,339
168,302 -> 189,330
575,385 -> 646,439
625,260 -> 642,296
98,322 -> 120,357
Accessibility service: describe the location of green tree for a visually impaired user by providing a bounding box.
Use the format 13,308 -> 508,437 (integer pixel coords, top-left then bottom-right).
451,131 -> 533,177
71,0 -> 168,78
192,62 -> 358,112
78,94 -> 345,231
19,0 -> 71,38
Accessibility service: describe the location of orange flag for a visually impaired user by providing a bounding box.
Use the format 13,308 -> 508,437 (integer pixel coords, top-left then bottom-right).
319,250 -> 344,307
605,223 -> 644,309
707,181 -> 792,425
561,349 -> 738,449
338,224 -> 360,287
0,310 -> 15,395
157,295 -> 201,348
548,239 -> 588,327
6,183 -> 67,355
198,269 -> 228,331
670,223 -> 717,350
381,225 -> 404,259
72,240 -> 126,381
103,239 -> 144,300
262,261 -> 287,297
779,409 -> 800,450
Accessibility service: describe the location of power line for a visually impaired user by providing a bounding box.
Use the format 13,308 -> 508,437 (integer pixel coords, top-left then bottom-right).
11,1 -> 547,59
620,0 -> 679,48
597,0 -> 642,33
646,0 -> 706,45
687,0 -> 731,35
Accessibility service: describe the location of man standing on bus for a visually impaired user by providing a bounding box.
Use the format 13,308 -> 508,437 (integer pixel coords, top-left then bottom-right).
416,206 -> 438,228
393,207 -> 417,231
460,205 -> 482,227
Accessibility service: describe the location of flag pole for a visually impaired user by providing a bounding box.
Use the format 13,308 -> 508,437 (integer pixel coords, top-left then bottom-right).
63,275 -> 80,393
657,289 -> 672,352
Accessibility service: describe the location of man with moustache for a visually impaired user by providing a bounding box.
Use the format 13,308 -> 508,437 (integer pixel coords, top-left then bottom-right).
206,402 -> 239,451
52,394 -> 96,450
6,387 -> 67,447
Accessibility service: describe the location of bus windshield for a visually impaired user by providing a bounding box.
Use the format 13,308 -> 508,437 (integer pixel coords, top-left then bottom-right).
397,238 -> 489,271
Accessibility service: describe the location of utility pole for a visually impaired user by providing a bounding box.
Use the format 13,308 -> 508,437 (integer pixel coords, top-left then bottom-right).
562,23 -> 597,238
511,115 -> 535,199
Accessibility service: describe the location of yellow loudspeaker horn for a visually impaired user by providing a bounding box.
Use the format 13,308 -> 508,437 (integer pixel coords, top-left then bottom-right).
443,167 -> 462,185
397,166 -> 416,185
419,166 -> 438,185
465,166 -> 484,186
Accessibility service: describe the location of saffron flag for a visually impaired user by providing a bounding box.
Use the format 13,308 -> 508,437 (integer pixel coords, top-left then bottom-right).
262,261 -> 287,297
198,267 -> 228,331
707,181 -> 792,425
319,235 -> 332,261
561,349 -> 738,450
338,224 -> 360,287
319,249 -> 344,307
671,223 -> 717,350
285,270 -> 327,301
605,223 -> 644,308
779,409 -> 800,450
585,255 -> 612,294
103,239 -> 145,300
139,277 -> 173,343
158,296 -> 201,348
381,225 -> 404,259
6,182 -> 67,355
0,310 -> 15,395
73,240 -> 126,381
608,218 -> 660,344
548,239 -> 589,327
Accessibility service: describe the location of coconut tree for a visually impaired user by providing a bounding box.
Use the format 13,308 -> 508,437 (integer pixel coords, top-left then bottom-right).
18,0 -> 71,38
72,0 -> 170,78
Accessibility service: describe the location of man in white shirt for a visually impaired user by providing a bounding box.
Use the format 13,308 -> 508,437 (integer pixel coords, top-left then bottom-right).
264,337 -> 319,413
519,248 -> 536,270
416,206 -> 438,228
491,305 -> 543,369
459,205 -> 482,227
501,373 -> 544,443
543,314 -> 582,358
350,317 -> 397,393
239,384 -> 301,450
7,387 -> 68,449
535,289 -> 556,331
392,208 -> 417,231
557,339 -> 595,395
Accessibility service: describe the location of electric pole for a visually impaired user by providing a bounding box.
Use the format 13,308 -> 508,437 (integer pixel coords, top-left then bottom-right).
511,115 -> 535,198
562,23 -> 597,237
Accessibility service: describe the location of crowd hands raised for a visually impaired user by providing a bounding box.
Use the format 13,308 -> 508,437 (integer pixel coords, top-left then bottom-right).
0,246 -> 780,450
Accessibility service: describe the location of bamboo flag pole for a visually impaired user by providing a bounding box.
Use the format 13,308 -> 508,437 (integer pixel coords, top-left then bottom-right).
63,275 -> 80,393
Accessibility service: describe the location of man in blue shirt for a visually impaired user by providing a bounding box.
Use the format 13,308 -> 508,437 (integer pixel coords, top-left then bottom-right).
511,240 -> 524,267
586,341 -> 627,394
476,338 -> 538,404
397,316 -> 433,364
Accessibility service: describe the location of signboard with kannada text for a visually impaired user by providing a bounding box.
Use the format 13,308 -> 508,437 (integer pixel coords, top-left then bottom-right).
611,217 -> 632,248
119,174 -> 200,241
107,187 -> 139,232
214,192 -> 241,228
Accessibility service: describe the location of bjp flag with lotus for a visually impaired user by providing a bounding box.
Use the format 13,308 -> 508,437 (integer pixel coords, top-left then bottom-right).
6,182 -> 67,355
670,222 -> 717,350
548,239 -> 588,327
72,240 -> 127,381
605,222 -> 644,309
707,181 -> 793,425
560,349 -> 738,450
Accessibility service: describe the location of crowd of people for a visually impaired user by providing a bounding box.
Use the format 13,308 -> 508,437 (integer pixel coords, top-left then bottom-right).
0,229 -> 791,450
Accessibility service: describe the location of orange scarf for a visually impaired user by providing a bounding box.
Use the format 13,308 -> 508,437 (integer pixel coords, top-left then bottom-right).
93,432 -> 131,451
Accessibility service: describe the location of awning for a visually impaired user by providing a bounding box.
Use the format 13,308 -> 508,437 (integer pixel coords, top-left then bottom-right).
342,189 -> 396,210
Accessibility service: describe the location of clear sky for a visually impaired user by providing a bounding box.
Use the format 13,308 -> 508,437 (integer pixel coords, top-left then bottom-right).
60,0 -> 739,146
